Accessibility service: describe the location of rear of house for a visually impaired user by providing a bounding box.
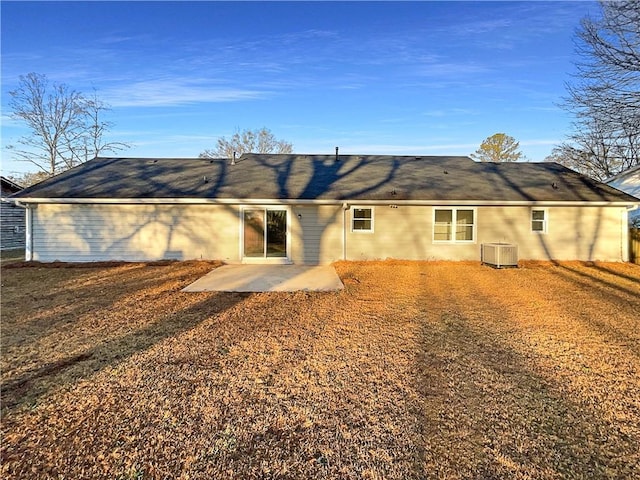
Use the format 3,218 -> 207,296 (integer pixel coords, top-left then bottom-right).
11,155 -> 639,264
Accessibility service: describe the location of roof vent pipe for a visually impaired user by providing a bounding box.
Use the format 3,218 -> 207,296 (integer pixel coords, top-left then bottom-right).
231,151 -> 237,165
335,146 -> 339,162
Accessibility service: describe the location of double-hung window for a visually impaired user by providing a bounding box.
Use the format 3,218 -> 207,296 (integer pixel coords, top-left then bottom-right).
352,207 -> 374,232
433,208 -> 475,242
531,209 -> 547,233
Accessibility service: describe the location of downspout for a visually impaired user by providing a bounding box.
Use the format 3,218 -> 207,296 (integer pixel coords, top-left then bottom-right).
15,201 -> 33,261
342,202 -> 349,261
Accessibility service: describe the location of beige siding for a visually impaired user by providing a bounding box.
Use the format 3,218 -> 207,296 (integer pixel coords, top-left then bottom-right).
30,203 -> 628,263
344,205 -> 627,262
477,206 -> 627,261
290,205 -> 343,264
348,205 -> 429,260
346,205 -> 481,261
32,204 -> 240,262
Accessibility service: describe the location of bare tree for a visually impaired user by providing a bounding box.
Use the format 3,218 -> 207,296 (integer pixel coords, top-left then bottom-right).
558,0 -> 640,178
6,171 -> 52,188
8,73 -> 129,176
546,117 -> 639,180
470,133 -> 524,162
200,127 -> 293,159
70,90 -> 130,167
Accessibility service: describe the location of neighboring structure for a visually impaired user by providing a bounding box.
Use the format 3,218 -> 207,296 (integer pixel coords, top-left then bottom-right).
9,154 -> 640,263
606,165 -> 640,226
1,176 -> 25,251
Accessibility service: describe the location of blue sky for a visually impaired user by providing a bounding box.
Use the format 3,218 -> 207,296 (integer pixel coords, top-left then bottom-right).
1,1 -> 598,175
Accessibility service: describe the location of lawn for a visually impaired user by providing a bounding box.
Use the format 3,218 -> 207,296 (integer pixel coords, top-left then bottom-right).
1,260 -> 639,479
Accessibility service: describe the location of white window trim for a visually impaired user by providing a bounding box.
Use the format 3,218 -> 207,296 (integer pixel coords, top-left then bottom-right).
351,206 -> 374,233
432,207 -> 477,244
531,208 -> 548,234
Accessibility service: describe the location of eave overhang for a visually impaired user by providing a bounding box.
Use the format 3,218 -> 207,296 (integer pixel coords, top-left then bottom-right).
10,197 -> 640,208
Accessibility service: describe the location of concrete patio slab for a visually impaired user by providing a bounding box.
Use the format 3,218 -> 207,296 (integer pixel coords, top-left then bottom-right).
182,264 -> 344,292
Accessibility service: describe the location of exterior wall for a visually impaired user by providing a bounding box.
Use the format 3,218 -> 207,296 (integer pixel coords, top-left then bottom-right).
290,205 -> 343,264
29,202 -> 628,263
477,205 -> 627,261
1,200 -> 25,250
31,204 -> 240,262
345,204 -> 628,262
346,205 -> 481,261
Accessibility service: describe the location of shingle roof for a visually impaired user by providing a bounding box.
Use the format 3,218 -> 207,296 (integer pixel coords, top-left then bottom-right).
1,176 -> 23,194
12,154 -> 640,204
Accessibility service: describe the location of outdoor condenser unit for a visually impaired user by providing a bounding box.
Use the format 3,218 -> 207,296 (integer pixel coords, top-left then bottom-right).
481,243 -> 518,268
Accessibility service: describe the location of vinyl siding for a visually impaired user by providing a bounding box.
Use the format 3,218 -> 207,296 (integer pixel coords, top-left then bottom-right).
291,205 -> 343,264
1,201 -> 25,250
32,204 -> 240,262
476,205 -> 627,261
30,203 -> 629,263
348,205 -> 436,260
345,205 -> 627,262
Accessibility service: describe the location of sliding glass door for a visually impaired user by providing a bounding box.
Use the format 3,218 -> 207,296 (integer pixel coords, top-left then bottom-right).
243,208 -> 288,261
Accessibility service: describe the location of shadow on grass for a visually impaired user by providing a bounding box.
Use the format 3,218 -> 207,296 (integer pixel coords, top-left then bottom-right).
413,282 -> 639,478
528,262 -> 640,357
1,261 -> 223,351
0,262 -> 243,414
553,262 -> 640,299
1,291 -> 248,413
587,262 -> 640,284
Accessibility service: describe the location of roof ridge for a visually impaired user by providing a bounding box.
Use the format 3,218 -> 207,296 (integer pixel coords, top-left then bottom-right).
94,156 -> 227,161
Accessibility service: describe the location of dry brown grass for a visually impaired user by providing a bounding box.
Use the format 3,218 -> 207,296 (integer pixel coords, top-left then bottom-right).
1,260 -> 639,479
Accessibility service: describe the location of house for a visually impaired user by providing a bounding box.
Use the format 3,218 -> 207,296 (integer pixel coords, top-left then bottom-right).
10,154 -> 640,263
606,164 -> 640,226
1,176 -> 25,251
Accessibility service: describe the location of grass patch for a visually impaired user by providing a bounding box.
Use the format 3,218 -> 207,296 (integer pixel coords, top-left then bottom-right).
1,260 -> 639,479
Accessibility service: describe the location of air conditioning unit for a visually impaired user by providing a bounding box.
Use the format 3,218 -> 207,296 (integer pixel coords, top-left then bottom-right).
481,243 -> 518,268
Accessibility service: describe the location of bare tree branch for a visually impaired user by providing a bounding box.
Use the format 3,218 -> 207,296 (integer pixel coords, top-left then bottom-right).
8,73 -> 130,176
556,1 -> 640,178
200,127 -> 293,159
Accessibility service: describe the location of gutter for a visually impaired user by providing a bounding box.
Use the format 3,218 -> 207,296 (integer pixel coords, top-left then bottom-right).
11,197 -> 640,207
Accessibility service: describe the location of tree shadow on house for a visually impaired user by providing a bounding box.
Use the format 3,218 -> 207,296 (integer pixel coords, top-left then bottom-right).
251,153 -> 402,264
486,163 -> 638,290
485,162 -> 606,261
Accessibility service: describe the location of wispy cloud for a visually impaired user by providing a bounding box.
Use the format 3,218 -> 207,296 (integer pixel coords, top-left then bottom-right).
309,142 -> 480,156
0,114 -> 22,128
101,78 -> 269,107
519,139 -> 561,148
416,61 -> 491,78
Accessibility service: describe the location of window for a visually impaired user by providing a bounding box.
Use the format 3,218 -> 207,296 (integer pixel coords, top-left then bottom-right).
531,209 -> 547,233
242,207 -> 288,259
352,207 -> 373,232
434,208 -> 475,242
